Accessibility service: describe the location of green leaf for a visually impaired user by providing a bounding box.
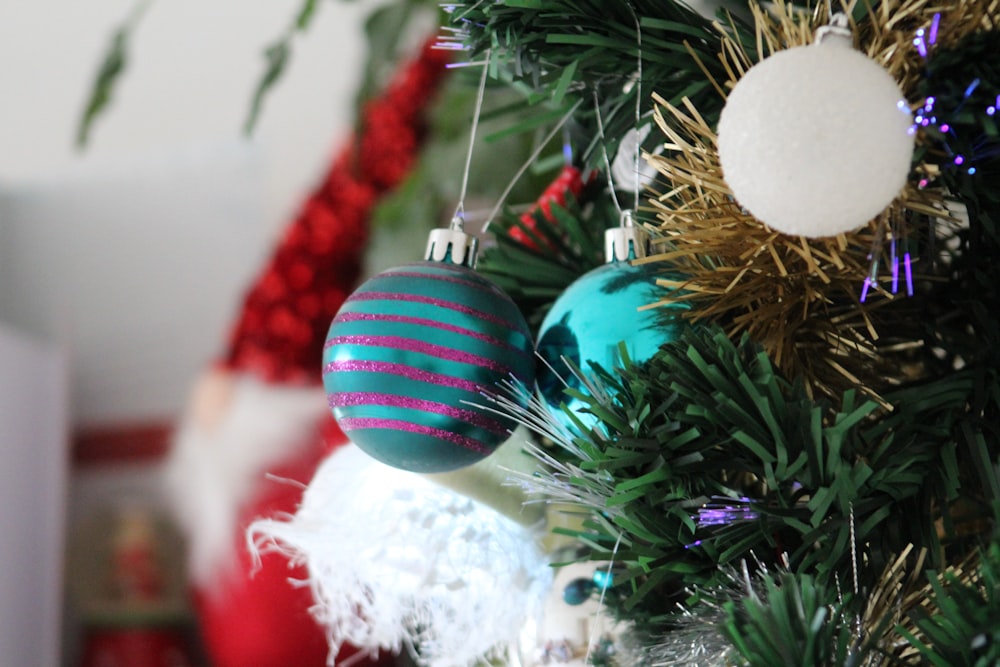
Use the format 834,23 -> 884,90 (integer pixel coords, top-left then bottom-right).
244,40 -> 290,134
551,59 -> 578,106
243,0 -> 332,134
76,0 -> 152,148
295,0 -> 320,29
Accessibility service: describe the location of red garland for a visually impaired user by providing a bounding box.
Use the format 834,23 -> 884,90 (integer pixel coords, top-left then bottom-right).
221,40 -> 452,385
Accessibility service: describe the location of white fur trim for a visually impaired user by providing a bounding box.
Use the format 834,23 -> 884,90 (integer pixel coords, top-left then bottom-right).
164,374 -> 327,587
250,443 -> 553,667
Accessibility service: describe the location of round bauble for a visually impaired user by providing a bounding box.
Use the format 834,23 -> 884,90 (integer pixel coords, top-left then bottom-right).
323,261 -> 535,473
717,40 -> 914,238
536,262 -> 687,432
562,578 -> 596,606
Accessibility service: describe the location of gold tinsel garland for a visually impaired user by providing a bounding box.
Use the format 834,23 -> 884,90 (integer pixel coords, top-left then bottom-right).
643,0 -> 995,404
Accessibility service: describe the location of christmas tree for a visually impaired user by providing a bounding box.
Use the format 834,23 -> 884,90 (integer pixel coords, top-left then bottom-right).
83,0 -> 1000,665
461,2 -> 1000,664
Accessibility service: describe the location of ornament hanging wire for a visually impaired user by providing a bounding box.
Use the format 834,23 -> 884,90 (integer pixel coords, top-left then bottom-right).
849,502 -> 864,641
436,21 -> 586,233
593,89 -> 625,217
481,2 -> 649,234
443,19 -> 583,234
630,1 -> 643,211
593,1 -> 650,260
814,11 -> 851,47
594,1 -> 645,215
424,47 -> 495,266
453,48 -> 492,225
483,100 -> 583,231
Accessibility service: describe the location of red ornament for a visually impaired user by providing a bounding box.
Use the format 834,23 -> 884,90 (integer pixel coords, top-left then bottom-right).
509,164 -> 590,250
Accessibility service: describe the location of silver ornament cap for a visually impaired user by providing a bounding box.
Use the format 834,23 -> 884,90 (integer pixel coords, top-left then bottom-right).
605,210 -> 649,262
425,215 -> 479,267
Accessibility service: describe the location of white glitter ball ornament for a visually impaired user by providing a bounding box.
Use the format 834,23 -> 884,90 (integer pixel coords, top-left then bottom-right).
717,19 -> 914,238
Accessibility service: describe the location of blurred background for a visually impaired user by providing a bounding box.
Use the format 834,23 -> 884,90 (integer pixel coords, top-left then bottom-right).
0,0 -> 385,663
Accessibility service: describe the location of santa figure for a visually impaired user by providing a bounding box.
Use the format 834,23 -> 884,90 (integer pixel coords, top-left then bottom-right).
164,41 -> 450,667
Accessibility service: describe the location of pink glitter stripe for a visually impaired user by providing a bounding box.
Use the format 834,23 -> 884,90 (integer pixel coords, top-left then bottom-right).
323,359 -> 486,394
347,291 -> 514,327
324,335 -> 513,374
332,311 -> 525,352
329,392 -> 507,435
337,417 -> 493,455
381,269 -> 497,297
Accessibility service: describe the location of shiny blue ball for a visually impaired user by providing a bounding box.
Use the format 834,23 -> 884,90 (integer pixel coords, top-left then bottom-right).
536,262 -> 687,431
562,577 -> 596,606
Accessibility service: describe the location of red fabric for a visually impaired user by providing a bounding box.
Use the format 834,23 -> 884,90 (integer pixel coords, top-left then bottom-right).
79,627 -> 197,667
194,435 -> 397,667
220,39 -> 452,385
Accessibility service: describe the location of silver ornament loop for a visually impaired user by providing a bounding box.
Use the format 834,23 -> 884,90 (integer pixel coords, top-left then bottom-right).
815,12 -> 853,48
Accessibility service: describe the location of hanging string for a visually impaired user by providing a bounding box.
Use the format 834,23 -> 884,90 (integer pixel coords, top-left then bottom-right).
628,1 -> 643,214
849,503 -> 860,596
593,1 -> 644,219
483,99 -> 584,230
594,88 -> 625,216
454,49 -> 492,224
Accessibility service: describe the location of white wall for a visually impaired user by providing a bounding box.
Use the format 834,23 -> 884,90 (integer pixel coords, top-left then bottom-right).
0,326 -> 68,667
0,5 -> 389,662
0,0 -> 377,227
0,0 -> 391,424
0,143 -> 273,423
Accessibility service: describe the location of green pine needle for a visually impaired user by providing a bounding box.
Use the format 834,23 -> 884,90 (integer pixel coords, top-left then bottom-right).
723,573 -> 871,667
899,542 -> 1000,667
446,0 -> 751,167
521,324 -> 997,637
477,188 -> 610,331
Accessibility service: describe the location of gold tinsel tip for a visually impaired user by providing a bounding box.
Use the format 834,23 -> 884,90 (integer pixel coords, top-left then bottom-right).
860,543 -> 991,665
642,0 -> 994,405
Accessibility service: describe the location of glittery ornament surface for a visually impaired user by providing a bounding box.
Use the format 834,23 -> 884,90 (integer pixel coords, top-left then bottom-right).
219,41 -> 451,385
717,40 -> 914,237
323,261 -> 535,472
536,261 -> 687,431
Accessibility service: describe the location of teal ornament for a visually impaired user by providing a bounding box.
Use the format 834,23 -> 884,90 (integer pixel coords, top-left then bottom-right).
323,221 -> 535,473
591,569 -> 614,590
536,215 -> 687,431
561,569 -> 615,606
562,578 -> 596,606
